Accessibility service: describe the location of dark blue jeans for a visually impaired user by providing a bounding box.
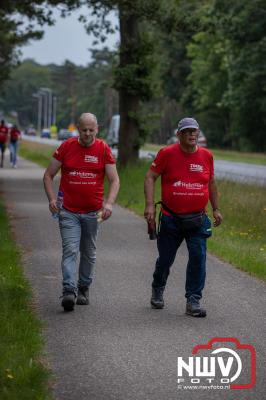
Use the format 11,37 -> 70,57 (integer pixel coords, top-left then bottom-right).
152,214 -> 212,302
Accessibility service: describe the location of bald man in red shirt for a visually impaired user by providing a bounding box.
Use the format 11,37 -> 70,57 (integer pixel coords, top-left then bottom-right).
144,117 -> 222,317
44,113 -> 120,311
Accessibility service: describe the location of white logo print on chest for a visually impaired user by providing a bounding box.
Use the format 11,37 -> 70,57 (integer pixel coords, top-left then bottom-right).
190,163 -> 203,172
84,155 -> 98,163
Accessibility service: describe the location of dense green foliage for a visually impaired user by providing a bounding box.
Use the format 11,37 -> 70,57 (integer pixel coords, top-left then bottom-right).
1,61 -> 52,127
183,0 -> 266,151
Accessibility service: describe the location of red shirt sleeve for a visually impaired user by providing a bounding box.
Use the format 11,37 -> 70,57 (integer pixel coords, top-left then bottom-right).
150,148 -> 167,175
53,141 -> 67,163
104,143 -> 116,164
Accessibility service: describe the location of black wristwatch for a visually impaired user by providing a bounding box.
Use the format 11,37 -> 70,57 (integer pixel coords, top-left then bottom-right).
213,208 -> 220,212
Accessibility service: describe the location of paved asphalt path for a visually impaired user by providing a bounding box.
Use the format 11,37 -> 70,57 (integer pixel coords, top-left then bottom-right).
1,156 -> 266,400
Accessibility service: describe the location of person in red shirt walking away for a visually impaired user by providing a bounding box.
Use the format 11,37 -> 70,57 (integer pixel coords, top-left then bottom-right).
144,117 -> 222,317
43,113 -> 120,311
0,119 -> 9,167
9,124 -> 21,168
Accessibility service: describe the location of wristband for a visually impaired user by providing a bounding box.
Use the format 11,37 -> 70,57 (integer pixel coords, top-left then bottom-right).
213,208 -> 219,212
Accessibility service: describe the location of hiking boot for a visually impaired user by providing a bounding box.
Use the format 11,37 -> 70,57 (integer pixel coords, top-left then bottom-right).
186,301 -> 206,318
76,286 -> 89,305
151,287 -> 165,309
61,291 -> 76,312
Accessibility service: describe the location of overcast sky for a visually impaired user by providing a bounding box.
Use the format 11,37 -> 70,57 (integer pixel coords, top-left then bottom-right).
21,7 -> 119,66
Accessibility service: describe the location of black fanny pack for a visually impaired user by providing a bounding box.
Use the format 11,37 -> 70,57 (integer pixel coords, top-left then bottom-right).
157,202 -> 204,231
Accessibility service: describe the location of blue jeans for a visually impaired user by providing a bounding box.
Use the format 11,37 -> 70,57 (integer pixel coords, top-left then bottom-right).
59,208 -> 99,294
0,142 -> 6,167
152,214 -> 212,302
9,141 -> 18,166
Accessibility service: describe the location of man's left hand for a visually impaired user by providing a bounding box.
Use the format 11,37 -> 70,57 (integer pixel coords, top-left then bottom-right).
102,203 -> 113,220
213,209 -> 223,227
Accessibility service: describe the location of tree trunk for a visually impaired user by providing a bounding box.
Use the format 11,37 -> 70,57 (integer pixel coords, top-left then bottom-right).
118,5 -> 140,165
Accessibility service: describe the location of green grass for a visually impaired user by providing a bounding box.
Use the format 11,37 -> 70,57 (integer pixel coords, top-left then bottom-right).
19,141 -> 56,168
19,140 -> 266,280
205,181 -> 266,279
142,143 -> 163,153
210,149 -> 266,165
0,200 -> 51,400
117,160 -> 160,216
142,143 -> 266,165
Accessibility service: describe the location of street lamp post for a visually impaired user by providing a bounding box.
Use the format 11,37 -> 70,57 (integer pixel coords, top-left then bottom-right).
48,90 -> 52,128
33,88 -> 57,134
32,92 -> 43,135
37,94 -> 42,134
40,88 -> 51,129
52,95 -> 57,126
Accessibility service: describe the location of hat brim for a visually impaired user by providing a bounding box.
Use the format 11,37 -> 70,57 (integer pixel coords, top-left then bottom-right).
178,125 -> 199,131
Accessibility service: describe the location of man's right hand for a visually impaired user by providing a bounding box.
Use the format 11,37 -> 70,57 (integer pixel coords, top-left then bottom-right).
144,204 -> 155,223
49,199 -> 59,214
144,169 -> 159,223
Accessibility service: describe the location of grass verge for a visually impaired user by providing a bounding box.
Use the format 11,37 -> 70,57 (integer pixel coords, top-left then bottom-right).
206,181 -> 266,280
19,141 -> 56,168
210,149 -> 266,165
19,141 -> 266,280
0,199 -> 51,400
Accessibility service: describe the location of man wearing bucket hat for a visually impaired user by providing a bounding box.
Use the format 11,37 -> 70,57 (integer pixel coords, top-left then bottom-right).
144,117 -> 222,317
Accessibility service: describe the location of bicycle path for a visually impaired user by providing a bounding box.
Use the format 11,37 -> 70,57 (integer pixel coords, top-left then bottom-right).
0,156 -> 265,400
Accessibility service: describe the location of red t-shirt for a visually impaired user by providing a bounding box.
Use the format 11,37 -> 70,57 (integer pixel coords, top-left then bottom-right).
150,144 -> 214,214
0,125 -> 8,143
53,138 -> 116,213
10,127 -> 21,142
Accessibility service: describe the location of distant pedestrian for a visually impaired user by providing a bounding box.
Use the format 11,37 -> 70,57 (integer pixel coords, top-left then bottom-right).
9,124 -> 21,168
144,117 -> 222,317
43,113 -> 120,312
0,119 -> 9,167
